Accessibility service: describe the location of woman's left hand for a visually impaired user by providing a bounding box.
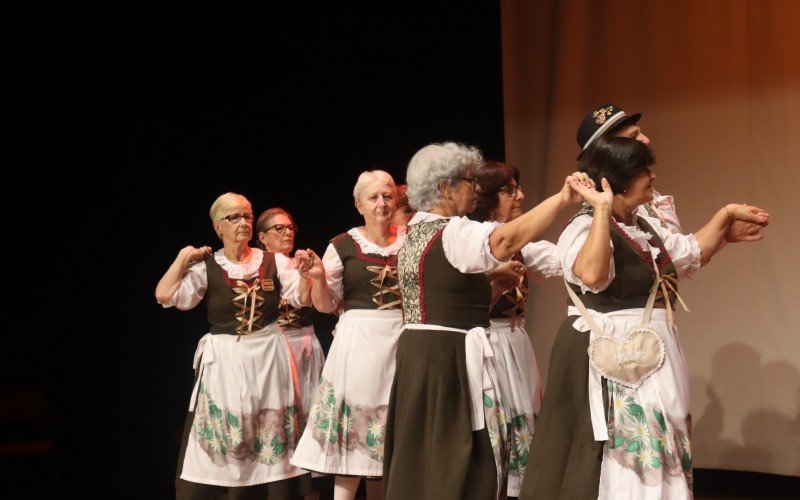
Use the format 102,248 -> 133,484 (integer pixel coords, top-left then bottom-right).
561,172 -> 595,204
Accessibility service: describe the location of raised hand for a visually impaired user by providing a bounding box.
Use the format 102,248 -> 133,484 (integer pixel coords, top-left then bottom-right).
304,249 -> 325,279
294,249 -> 325,279
560,172 -> 595,204
569,176 -> 613,209
183,245 -> 213,266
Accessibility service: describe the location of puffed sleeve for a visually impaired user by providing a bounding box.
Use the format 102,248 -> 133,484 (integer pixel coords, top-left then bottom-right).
637,192 -> 684,234
557,214 -> 615,293
441,216 -> 507,273
641,214 -> 701,279
276,252 -> 304,308
166,260 -> 208,310
321,243 -> 345,308
520,240 -> 562,281
652,194 -> 683,234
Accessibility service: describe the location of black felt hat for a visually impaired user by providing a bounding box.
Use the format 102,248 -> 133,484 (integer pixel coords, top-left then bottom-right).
576,103 -> 641,159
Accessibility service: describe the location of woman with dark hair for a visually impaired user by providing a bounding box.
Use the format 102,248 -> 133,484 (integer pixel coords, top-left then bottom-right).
520,136 -> 769,499
257,207 -> 326,422
471,161 -> 561,497
382,142 -> 592,500
391,184 -> 415,226
155,193 -> 312,499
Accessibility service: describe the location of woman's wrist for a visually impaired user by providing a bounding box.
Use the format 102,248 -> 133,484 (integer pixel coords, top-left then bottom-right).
724,204 -> 737,221
593,204 -> 612,217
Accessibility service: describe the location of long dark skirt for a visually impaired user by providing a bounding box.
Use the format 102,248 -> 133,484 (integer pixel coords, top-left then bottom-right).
383,329 -> 497,500
518,316 -> 607,500
174,366 -> 312,500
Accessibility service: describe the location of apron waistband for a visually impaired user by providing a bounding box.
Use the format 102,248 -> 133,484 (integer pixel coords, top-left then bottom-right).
404,323 -> 494,431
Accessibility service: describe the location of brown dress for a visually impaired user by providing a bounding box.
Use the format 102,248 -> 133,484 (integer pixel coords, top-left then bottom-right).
520,209 -> 683,499
383,217 -> 507,500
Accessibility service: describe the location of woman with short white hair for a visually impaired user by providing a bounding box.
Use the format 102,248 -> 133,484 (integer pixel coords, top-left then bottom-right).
291,171 -> 405,500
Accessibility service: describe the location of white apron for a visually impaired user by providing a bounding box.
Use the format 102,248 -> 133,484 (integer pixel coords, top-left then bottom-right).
488,317 -> 542,497
291,309 -> 403,476
181,322 -> 306,487
281,324 -> 325,418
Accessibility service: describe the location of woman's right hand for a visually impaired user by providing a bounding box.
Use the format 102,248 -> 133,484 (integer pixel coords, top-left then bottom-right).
180,245 -> 212,268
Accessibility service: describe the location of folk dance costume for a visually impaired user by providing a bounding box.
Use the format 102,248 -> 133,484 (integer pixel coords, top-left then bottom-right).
520,207 -> 699,500
167,248 -> 311,498
384,213 -> 511,500
488,240 -> 560,497
291,227 -> 405,477
277,301 -> 325,418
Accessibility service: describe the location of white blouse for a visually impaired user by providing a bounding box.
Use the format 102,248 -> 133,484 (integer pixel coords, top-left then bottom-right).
520,240 -> 562,281
165,248 -> 303,310
558,211 -> 701,294
321,226 -> 407,308
408,211 -> 507,274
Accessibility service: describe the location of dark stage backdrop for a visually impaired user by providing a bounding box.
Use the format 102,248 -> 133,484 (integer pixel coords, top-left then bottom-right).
7,2 -> 504,498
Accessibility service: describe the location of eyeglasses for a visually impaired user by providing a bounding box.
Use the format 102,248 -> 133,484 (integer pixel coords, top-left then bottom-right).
220,213 -> 254,224
498,182 -> 522,197
265,223 -> 297,235
459,177 -> 479,190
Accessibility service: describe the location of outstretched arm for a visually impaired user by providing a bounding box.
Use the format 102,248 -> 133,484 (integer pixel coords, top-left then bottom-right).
694,204 -> 769,265
488,172 -> 592,261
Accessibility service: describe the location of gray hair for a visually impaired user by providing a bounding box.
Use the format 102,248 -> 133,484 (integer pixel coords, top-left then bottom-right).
406,142 -> 484,211
352,170 -> 397,201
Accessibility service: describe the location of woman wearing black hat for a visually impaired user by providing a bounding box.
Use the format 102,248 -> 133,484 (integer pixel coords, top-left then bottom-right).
519,136 -> 769,499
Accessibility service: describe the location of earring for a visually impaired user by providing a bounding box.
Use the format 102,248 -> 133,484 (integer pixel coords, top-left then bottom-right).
447,194 -> 453,200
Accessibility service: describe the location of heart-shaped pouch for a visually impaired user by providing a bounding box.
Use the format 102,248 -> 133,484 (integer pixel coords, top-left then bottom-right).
588,326 -> 665,389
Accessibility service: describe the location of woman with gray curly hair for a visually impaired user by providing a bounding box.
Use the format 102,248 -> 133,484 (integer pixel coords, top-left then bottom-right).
382,142 -> 592,499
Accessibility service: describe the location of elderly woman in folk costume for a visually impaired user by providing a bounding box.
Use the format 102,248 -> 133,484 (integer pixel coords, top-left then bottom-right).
520,137 -> 769,499
290,170 -> 405,500
381,142 -> 591,500
257,208 -> 326,421
155,192 -> 311,499
469,160 -> 562,497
